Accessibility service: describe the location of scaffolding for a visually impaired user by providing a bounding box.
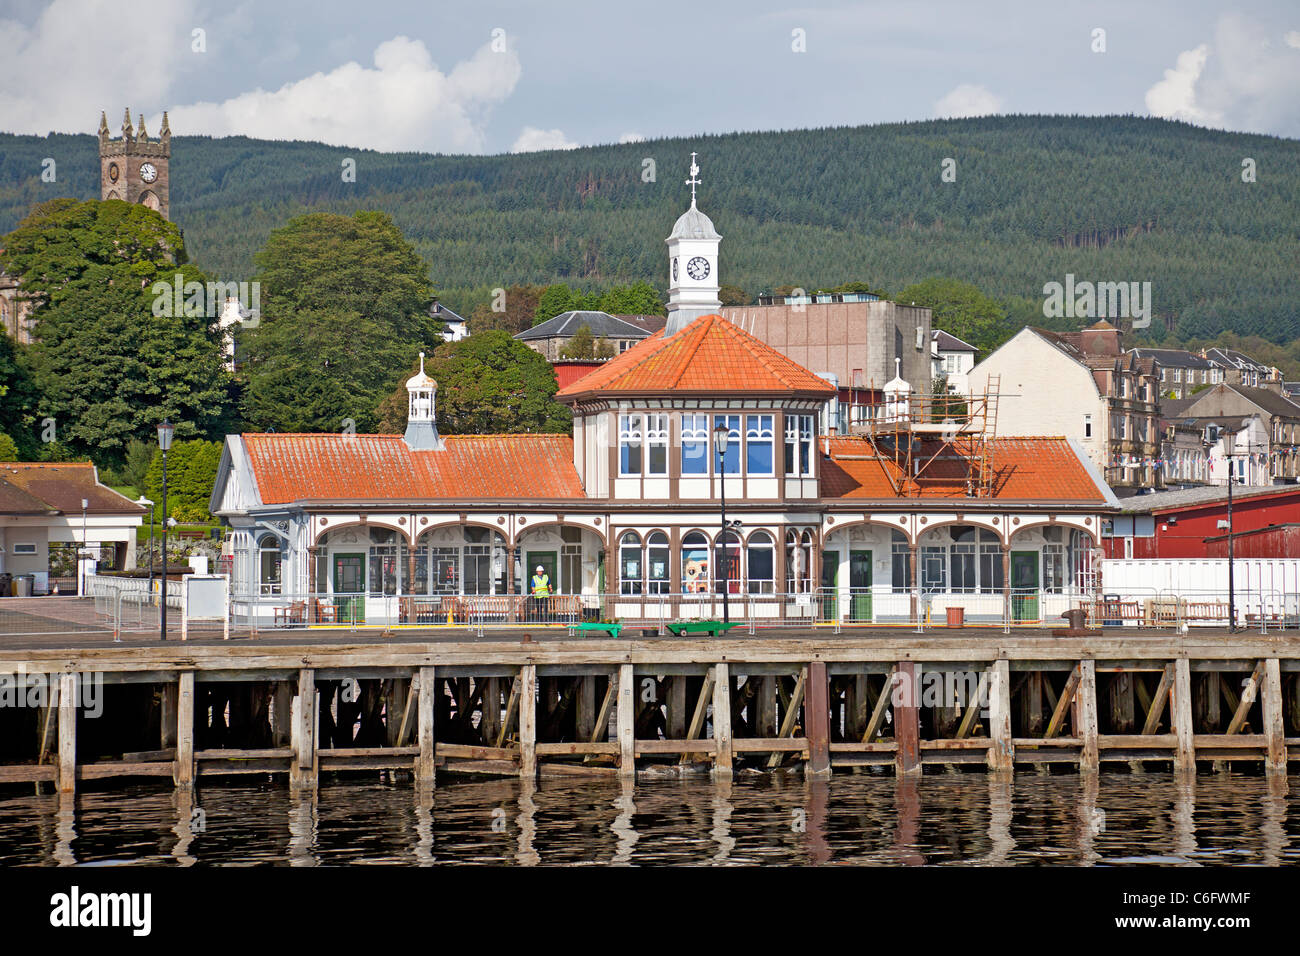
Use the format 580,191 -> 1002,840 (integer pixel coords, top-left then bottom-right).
851,374 -> 1002,498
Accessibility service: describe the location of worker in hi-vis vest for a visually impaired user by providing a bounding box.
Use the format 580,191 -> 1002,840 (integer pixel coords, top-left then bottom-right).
530,565 -> 550,621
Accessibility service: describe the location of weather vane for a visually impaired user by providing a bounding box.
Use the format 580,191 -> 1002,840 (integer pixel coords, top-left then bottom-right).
685,151 -> 701,204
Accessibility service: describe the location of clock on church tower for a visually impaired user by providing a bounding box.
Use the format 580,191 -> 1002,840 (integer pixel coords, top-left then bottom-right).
98,108 -> 171,221
664,152 -> 722,334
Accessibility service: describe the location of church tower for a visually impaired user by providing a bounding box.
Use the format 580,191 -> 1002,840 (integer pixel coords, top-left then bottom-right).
98,108 -> 171,220
664,152 -> 722,334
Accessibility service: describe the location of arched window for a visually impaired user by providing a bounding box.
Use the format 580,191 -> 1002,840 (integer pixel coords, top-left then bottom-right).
681,531 -> 710,594
647,532 -> 670,594
715,530 -> 741,594
746,531 -> 775,594
258,533 -> 282,596
785,529 -> 812,593
619,532 -> 642,595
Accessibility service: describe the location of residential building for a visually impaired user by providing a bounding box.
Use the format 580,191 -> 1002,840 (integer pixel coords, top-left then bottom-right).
515,310 -> 653,361
1175,383 -> 1300,483
1158,415 -> 1271,489
0,268 -> 33,345
968,321 -> 1162,492
433,301 -> 469,342
1099,485 -> 1300,559
1202,347 -> 1278,390
1130,347 -> 1220,400
0,462 -> 146,593
932,329 -> 978,396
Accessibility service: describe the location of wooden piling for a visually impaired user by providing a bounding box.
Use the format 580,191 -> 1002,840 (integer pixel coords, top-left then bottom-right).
987,659 -> 1013,771
1109,671 -> 1135,734
1173,658 -> 1195,772
713,663 -> 733,775
1262,658 -> 1286,774
895,662 -> 920,775
1077,660 -> 1099,773
161,681 -> 178,750
417,667 -> 435,790
295,668 -> 316,789
617,663 -> 635,776
1024,671 -> 1043,737
175,671 -> 194,790
519,664 -> 537,780
805,661 -> 830,775
57,672 -> 76,793
667,676 -> 687,738
574,676 -> 595,741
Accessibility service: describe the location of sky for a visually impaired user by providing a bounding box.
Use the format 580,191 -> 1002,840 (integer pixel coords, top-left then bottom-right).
1,0 -> 1298,153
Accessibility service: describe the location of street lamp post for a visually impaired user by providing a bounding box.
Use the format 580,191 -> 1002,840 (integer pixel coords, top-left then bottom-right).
712,422 -> 731,623
79,498 -> 88,596
157,420 -> 174,641
136,496 -> 154,603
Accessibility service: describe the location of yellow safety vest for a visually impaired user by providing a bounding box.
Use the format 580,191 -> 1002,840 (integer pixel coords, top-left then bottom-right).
531,574 -> 550,597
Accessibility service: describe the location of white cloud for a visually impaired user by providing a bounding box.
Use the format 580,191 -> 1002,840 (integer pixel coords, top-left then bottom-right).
618,131 -> 646,144
933,84 -> 1003,119
511,126 -> 579,153
1145,16 -> 1300,136
0,0 -> 197,134
1144,44 -> 1219,125
163,37 -> 521,152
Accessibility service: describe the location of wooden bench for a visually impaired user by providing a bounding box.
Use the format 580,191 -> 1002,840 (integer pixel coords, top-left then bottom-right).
665,620 -> 742,637
274,601 -> 306,627
568,621 -> 623,638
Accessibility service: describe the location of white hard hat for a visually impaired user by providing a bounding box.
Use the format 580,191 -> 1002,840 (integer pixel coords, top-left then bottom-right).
536,565 -> 544,573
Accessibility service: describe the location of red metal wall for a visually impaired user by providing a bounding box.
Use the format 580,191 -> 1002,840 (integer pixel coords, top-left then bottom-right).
1204,525 -> 1300,558
1101,488 -> 1300,558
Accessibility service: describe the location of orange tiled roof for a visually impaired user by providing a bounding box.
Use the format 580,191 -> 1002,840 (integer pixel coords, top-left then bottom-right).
0,462 -> 144,514
556,313 -> 837,399
242,433 -> 585,504
822,436 -> 1108,502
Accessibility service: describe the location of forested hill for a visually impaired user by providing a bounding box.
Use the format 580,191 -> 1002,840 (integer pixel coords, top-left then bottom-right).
0,115 -> 1297,345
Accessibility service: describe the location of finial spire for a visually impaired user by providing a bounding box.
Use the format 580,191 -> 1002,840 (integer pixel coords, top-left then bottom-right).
685,151 -> 701,205
895,357 -> 902,378
418,351 -> 425,375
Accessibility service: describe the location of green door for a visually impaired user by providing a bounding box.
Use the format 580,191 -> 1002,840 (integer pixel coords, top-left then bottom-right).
1010,551 -> 1038,622
333,553 -> 365,624
527,551 -> 557,595
849,550 -> 872,622
821,550 -> 838,620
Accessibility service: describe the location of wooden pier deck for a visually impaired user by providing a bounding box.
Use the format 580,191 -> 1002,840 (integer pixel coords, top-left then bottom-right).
1,627 -> 1297,790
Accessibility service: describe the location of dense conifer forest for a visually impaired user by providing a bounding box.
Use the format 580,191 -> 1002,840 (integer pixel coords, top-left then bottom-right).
1,115 -> 1297,360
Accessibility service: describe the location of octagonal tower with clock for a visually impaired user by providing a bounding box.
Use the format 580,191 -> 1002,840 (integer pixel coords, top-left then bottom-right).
98,108 -> 170,221
665,152 -> 722,334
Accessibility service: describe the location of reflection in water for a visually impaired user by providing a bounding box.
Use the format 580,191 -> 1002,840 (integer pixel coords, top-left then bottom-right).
0,771 -> 1294,866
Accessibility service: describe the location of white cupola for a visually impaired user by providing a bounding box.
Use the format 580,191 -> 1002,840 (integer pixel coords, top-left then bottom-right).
883,357 -> 912,424
665,151 -> 722,335
403,351 -> 444,450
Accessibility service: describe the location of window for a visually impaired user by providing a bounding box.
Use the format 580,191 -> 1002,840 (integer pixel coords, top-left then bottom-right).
258,534 -> 282,595
891,530 -> 912,594
681,531 -> 710,593
715,531 -> 741,594
921,546 -> 946,593
713,414 -> 740,474
13,542 -> 37,556
786,529 -> 813,593
561,542 -> 582,595
746,531 -> 775,593
368,528 -> 398,595
1084,414 -> 1092,439
746,414 -> 774,475
681,414 -> 709,475
646,414 -> 668,476
949,526 -> 976,593
979,531 -> 1004,594
1042,544 -> 1065,593
401,544 -> 429,595
784,414 -> 814,477
647,532 -> 670,594
430,547 -> 459,594
619,532 -> 642,595
619,414 -> 643,476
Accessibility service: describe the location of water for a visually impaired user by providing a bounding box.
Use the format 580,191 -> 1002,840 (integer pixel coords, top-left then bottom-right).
1,772 -> 1296,866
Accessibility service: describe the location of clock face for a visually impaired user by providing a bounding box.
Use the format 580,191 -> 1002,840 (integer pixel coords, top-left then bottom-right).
107,162 -> 119,183
139,162 -> 158,183
686,256 -> 710,281
672,258 -> 678,281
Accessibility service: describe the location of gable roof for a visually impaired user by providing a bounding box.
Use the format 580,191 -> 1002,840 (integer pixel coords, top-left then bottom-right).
932,329 -> 977,352
557,313 -> 838,400
1129,347 -> 1212,369
1203,347 -> 1270,372
515,311 -> 651,342
821,436 -> 1111,503
1184,384 -> 1300,420
240,433 -> 586,505
0,463 -> 144,515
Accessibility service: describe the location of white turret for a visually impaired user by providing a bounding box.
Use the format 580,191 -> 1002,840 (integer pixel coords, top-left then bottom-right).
665,151 -> 722,335
883,357 -> 912,424
403,352 -> 444,450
